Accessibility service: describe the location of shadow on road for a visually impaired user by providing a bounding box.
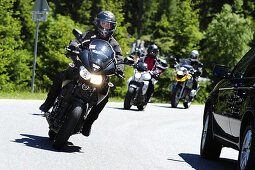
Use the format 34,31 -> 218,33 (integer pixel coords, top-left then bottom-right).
32,113 -> 45,117
154,104 -> 186,109
175,153 -> 237,170
107,106 -> 142,112
12,134 -> 82,153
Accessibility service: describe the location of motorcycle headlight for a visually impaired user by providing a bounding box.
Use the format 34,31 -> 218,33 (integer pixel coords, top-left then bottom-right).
90,74 -> 103,85
177,70 -> 184,76
80,66 -> 91,80
135,72 -> 142,80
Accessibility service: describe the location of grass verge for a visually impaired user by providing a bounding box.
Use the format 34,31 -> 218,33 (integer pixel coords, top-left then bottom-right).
0,91 -> 124,102
0,91 -> 47,100
0,92 -> 203,105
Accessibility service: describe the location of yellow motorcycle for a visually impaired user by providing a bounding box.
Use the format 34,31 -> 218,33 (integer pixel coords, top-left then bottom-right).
170,59 -> 198,108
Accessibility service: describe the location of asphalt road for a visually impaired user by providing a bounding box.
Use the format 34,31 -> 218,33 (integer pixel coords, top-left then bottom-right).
0,99 -> 238,170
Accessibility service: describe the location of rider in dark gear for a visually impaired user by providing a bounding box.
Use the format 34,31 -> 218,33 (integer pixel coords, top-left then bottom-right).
136,44 -> 167,102
189,50 -> 203,96
39,11 -> 124,137
130,47 -> 145,59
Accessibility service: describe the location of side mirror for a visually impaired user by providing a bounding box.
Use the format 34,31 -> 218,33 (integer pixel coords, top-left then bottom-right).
157,58 -> 168,67
213,65 -> 229,78
73,29 -> 82,40
124,57 -> 135,65
156,64 -> 167,71
156,58 -> 168,71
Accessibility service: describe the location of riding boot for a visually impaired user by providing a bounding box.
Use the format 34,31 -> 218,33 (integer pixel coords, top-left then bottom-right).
39,72 -> 64,112
146,82 -> 154,102
81,96 -> 109,136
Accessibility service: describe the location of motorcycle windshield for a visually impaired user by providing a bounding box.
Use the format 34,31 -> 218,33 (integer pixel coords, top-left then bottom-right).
180,59 -> 193,70
87,39 -> 115,72
88,50 -> 114,69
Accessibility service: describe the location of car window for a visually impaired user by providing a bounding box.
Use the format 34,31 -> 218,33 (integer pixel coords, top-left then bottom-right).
244,57 -> 255,77
231,48 -> 255,78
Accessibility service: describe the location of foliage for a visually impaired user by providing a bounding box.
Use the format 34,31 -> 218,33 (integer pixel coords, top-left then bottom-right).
169,0 -> 203,60
194,80 -> 210,103
154,68 -> 174,102
16,0 -> 35,52
140,0 -> 160,36
154,14 -> 174,55
1,0 -> 255,103
0,0 -> 31,91
202,4 -> 254,82
35,13 -> 80,89
196,0 -> 233,31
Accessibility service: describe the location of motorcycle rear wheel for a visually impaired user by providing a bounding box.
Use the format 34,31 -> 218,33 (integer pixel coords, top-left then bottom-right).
53,104 -> 82,150
171,86 -> 181,108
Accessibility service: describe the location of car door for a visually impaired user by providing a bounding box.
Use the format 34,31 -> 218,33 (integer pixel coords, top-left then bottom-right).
214,79 -> 234,135
229,49 -> 255,138
213,49 -> 255,137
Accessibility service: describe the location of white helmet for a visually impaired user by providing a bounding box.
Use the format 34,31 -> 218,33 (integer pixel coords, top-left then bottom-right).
190,50 -> 199,61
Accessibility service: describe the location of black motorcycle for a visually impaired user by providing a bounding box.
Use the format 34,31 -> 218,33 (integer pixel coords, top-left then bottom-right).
45,29 -> 123,149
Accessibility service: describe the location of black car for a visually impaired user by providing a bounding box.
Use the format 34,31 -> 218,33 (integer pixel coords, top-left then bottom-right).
200,48 -> 255,170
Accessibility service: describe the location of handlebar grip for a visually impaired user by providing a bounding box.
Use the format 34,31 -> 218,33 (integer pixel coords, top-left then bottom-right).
118,74 -> 125,79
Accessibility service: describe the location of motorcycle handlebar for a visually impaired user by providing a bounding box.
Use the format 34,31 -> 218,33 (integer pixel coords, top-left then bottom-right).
65,46 -> 80,55
116,73 -> 125,79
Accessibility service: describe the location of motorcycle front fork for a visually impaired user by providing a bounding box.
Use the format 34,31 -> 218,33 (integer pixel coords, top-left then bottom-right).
177,81 -> 186,100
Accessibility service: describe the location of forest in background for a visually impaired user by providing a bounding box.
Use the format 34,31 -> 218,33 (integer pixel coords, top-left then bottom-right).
1,0 -> 255,102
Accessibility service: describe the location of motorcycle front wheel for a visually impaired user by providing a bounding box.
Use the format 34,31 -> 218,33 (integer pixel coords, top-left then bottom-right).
53,103 -> 82,150
48,129 -> 56,141
171,86 -> 181,108
183,101 -> 192,109
124,87 -> 135,110
137,104 -> 146,111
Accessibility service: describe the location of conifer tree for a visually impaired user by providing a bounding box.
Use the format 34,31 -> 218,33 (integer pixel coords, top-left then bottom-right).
0,0 -> 31,90
203,4 -> 254,79
170,0 -> 203,60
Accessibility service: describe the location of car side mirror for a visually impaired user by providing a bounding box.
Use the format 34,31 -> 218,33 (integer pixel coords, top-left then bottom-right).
213,65 -> 229,78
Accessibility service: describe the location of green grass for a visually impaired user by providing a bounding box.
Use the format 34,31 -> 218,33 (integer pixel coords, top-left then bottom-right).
108,96 -> 124,102
0,91 -> 47,100
0,91 -> 124,102
0,91 -> 203,105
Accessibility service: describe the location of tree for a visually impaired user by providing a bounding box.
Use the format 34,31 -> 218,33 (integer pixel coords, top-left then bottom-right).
122,0 -> 141,36
203,4 -> 254,80
35,13 -> 80,90
0,0 -> 31,91
140,0 -> 160,37
196,0 -> 233,31
169,0 -> 203,60
154,13 -> 174,55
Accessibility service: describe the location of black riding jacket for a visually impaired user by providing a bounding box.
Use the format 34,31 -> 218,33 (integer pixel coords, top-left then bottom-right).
69,30 -> 124,75
190,60 -> 203,77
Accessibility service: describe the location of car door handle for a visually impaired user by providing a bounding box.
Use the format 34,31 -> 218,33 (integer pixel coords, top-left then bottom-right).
219,87 -> 235,90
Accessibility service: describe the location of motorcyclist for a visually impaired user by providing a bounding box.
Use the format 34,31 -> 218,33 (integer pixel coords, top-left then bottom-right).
189,50 -> 203,96
135,44 -> 167,102
130,47 -> 145,59
39,11 -> 124,137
